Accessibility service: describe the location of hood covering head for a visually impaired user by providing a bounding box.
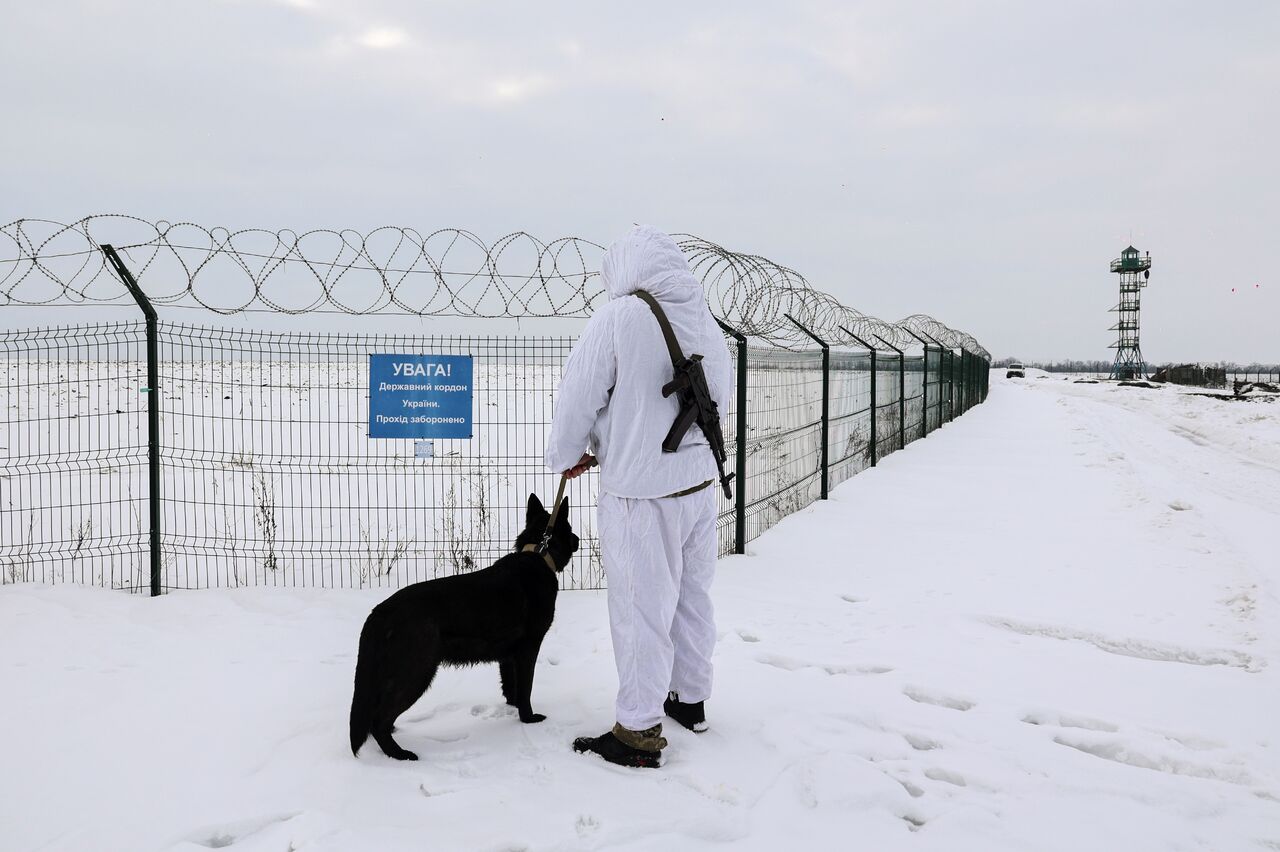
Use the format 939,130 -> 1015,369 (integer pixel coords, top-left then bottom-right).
601,225 -> 702,300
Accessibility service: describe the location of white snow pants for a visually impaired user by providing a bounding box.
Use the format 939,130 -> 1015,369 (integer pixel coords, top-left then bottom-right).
598,486 -> 719,731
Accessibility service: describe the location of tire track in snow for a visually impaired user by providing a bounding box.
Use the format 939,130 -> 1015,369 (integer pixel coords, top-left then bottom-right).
983,615 -> 1261,671
1052,735 -> 1259,786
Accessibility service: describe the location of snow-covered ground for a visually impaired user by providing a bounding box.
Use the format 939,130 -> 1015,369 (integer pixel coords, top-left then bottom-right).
2,373 -> 1277,851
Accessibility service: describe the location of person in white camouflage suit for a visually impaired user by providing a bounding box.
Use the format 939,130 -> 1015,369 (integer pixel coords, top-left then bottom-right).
546,225 -> 733,768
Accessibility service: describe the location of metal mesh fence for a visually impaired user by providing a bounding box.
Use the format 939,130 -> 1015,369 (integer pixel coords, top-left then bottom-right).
874,353 -> 903,460
738,346 -> 824,547
2,324 -> 149,588
152,324 -> 608,591
3,324 -> 615,591
1227,370 -> 1280,385
903,355 -> 926,446
3,322 -> 989,591
925,348 -> 943,434
827,351 -> 872,493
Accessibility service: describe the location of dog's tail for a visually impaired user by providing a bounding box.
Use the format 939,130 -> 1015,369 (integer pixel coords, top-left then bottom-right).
349,613 -> 382,757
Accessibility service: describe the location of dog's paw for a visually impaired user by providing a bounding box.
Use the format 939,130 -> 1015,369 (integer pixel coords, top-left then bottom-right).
520,712 -> 547,724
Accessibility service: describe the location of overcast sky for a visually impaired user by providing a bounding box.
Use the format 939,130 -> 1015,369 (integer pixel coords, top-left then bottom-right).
2,0 -> 1277,362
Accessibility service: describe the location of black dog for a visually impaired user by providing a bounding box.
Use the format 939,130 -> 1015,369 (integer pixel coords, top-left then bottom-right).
349,493 -> 579,760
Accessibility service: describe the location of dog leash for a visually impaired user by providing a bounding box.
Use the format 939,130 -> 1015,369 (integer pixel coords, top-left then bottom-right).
545,474 -> 570,533
546,455 -> 597,532
523,458 -> 596,570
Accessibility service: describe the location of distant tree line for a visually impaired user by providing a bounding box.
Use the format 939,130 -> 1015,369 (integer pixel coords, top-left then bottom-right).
992,357 -> 1111,372
1202,361 -> 1280,373
992,357 -> 1279,373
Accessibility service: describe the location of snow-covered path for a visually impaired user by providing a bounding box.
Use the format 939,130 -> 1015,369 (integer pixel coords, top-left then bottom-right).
2,375 -> 1277,851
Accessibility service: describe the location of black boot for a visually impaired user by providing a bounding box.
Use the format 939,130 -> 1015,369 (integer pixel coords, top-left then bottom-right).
573,724 -> 664,769
664,692 -> 708,733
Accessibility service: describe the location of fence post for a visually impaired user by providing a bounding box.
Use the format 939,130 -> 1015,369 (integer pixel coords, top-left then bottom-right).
874,336 -> 905,450
101,244 -> 162,597
960,349 -> 969,414
717,319 -> 748,554
784,314 -> 829,500
838,326 -> 876,468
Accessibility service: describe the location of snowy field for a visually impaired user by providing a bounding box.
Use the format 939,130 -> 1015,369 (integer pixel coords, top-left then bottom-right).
1,371 -> 1277,851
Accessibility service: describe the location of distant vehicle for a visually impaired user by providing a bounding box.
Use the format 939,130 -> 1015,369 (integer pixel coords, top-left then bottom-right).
1006,363 -> 1025,379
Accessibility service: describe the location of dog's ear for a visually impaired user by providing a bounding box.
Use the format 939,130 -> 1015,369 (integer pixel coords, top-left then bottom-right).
526,493 -> 546,525
554,497 -> 570,529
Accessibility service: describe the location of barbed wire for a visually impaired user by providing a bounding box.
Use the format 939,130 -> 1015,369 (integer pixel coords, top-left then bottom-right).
679,237 -> 987,355
0,215 -> 988,357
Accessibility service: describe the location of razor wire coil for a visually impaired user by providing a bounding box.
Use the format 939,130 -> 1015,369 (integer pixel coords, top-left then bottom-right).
1,215 -> 988,358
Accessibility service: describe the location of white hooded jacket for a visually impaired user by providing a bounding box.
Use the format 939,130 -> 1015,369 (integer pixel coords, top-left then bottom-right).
545,226 -> 734,499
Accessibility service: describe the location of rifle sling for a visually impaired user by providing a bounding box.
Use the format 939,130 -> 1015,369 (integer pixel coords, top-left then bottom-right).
633,290 -> 686,367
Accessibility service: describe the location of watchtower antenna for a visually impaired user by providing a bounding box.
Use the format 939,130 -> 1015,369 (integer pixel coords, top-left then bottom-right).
1108,245 -> 1152,380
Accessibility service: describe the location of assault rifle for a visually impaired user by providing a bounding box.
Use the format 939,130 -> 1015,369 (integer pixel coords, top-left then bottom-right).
634,290 -> 735,500
661,354 -> 734,499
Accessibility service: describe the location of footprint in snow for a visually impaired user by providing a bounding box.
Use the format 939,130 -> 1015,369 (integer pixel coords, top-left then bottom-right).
736,629 -> 761,643
187,813 -> 300,849
924,767 -> 967,787
902,732 -> 942,751
1021,711 -> 1118,733
895,777 -> 926,798
757,654 -> 891,676
840,594 -> 866,604
902,685 -> 974,712
419,784 -> 455,797
471,704 -> 516,719
1160,731 -> 1225,751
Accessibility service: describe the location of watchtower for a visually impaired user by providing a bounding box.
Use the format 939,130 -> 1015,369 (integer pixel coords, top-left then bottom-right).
1108,245 -> 1151,380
